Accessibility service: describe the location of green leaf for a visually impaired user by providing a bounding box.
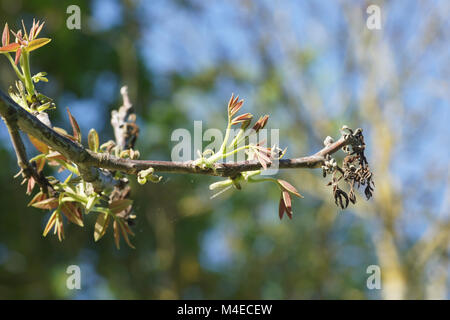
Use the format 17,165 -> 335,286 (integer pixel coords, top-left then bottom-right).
43,210 -> 57,237
0,42 -> 19,53
94,212 -> 110,241
88,129 -> 99,153
26,38 -> 51,52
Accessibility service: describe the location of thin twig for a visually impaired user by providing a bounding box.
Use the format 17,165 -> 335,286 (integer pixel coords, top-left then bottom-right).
2,114 -> 52,194
111,86 -> 138,150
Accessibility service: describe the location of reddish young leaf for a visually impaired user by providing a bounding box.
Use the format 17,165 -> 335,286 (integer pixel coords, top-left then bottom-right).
21,20 -> 28,41
29,19 -> 37,40
228,93 -> 244,116
282,191 -> 293,219
14,47 -> 21,65
26,176 -> 36,195
0,42 -> 19,52
31,197 -> 59,210
28,191 -> 48,207
118,220 -> 135,249
66,108 -> 81,142
230,100 -> 244,117
254,148 -> 272,170
231,113 -> 253,125
43,211 -> 57,237
278,179 -> 304,198
61,202 -> 84,227
109,199 -> 133,214
34,21 -> 45,39
35,157 -> 46,173
28,134 -> 49,154
46,151 -> 68,161
55,214 -> 64,241
113,220 -> 120,249
254,151 -> 268,170
2,23 -> 9,46
252,115 -> 269,132
279,195 -> 286,220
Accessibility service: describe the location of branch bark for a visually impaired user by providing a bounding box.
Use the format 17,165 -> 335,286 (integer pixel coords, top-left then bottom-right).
0,89 -> 351,183
3,115 -> 52,194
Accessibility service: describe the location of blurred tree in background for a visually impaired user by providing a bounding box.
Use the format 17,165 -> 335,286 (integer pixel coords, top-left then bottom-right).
0,0 -> 448,299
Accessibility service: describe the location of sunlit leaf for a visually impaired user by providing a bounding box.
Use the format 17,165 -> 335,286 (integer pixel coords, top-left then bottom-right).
31,197 -> 59,210
94,212 -> 111,242
28,191 -> 47,207
61,202 -> 84,227
118,219 -> 135,249
2,23 -> 9,46
113,220 -> 120,249
26,176 -> 36,195
43,211 -> 57,237
28,134 -> 49,154
279,195 -> 286,220
282,191 -> 293,219
26,38 -> 51,52
88,129 -> 99,153
14,47 -> 21,65
0,42 -> 19,52
278,179 -> 304,198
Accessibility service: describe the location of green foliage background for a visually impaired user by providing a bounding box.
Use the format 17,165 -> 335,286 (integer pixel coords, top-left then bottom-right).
0,0 -> 448,299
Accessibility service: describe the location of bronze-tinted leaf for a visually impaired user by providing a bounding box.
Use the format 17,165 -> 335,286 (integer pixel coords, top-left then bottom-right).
230,100 -> 244,117
109,199 -> 133,214
46,151 -> 68,161
113,220 -> 120,249
282,191 -> 293,219
66,108 -> 81,142
231,113 -> 253,125
228,93 -> 244,116
34,21 -> 45,39
31,197 -> 59,210
43,211 -> 57,237
28,134 -> 49,154
278,179 -> 304,198
94,212 -> 111,242
254,150 -> 269,170
35,156 -> 46,173
61,202 -> 84,227
27,176 -> 36,195
279,195 -> 286,220
28,191 -> 47,207
118,219 -> 135,249
55,214 -> 64,241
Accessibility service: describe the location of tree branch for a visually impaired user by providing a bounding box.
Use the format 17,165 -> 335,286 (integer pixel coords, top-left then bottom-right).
0,89 -> 351,182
